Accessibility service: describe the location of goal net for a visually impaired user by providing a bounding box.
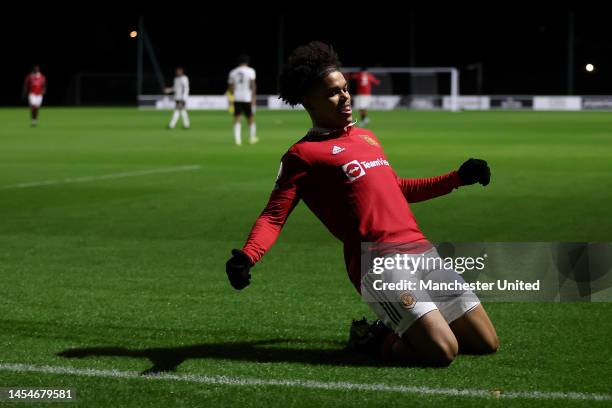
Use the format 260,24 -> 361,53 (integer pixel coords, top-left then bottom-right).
342,67 -> 460,111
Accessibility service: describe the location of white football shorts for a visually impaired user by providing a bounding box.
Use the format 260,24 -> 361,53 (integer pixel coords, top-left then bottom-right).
28,94 -> 43,107
353,95 -> 372,110
361,247 -> 480,337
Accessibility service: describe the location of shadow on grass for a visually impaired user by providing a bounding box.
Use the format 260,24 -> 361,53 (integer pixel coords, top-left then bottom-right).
57,339 -> 385,374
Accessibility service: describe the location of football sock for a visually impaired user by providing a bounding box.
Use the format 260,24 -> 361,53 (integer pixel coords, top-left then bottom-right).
234,123 -> 242,145
181,110 -> 190,128
169,110 -> 180,128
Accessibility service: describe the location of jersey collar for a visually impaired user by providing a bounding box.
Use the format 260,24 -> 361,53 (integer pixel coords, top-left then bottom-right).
307,121 -> 356,137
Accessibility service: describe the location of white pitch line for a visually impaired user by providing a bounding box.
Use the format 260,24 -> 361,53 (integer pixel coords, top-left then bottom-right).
0,363 -> 610,401
0,165 -> 202,190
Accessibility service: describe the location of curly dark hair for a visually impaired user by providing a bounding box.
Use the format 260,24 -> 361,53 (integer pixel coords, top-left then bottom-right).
279,41 -> 342,106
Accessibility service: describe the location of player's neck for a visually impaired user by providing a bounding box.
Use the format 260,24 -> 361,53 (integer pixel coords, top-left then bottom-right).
311,118 -> 352,129
308,121 -> 355,136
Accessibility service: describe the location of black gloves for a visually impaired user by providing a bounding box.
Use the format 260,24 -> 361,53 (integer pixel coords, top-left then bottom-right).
226,249 -> 252,290
458,158 -> 491,186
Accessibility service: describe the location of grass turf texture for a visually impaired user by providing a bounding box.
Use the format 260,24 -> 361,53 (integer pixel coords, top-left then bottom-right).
0,108 -> 611,407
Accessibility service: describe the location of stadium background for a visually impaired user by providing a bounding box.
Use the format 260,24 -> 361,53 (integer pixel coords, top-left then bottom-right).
2,10 -> 612,105
1,8 -> 611,407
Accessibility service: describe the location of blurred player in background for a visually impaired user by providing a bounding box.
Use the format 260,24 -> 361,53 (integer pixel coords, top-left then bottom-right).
348,67 -> 380,126
22,65 -> 46,127
227,55 -> 257,146
164,67 -> 190,129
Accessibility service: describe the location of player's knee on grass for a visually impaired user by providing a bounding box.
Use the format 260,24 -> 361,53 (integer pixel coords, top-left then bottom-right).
420,332 -> 458,367
478,331 -> 499,354
396,310 -> 459,367
393,332 -> 458,367
449,305 -> 499,355
457,329 -> 499,355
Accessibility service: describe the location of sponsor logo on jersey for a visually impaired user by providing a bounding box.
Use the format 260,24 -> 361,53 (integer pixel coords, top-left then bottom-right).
341,157 -> 389,181
332,145 -> 345,155
342,160 -> 366,181
360,157 -> 389,169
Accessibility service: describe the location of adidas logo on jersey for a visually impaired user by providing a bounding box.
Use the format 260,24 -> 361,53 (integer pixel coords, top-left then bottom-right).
332,145 -> 345,155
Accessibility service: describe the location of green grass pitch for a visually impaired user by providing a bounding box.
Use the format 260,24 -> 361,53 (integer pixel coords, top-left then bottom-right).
0,107 -> 611,407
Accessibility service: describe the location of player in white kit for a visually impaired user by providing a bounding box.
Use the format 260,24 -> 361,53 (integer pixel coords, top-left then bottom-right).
227,55 -> 257,145
165,67 -> 190,129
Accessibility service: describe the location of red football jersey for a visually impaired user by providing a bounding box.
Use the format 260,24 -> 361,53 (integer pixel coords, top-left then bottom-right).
26,73 -> 46,95
349,72 -> 380,95
241,125 -> 461,291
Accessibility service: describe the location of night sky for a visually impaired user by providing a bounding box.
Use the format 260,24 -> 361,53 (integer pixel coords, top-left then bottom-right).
2,9 -> 610,105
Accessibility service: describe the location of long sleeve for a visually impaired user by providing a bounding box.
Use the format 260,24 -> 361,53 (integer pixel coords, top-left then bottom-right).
396,170 -> 462,203
241,153 -> 308,264
183,77 -> 189,99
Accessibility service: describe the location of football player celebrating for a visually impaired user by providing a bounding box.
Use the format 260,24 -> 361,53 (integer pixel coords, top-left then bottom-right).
22,65 -> 46,127
226,42 -> 498,367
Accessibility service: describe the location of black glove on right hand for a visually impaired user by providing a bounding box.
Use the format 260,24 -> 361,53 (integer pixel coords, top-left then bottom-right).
225,249 -> 252,290
458,158 -> 491,186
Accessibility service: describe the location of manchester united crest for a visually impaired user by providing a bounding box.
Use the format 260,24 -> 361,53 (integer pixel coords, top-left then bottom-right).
400,292 -> 417,310
359,134 -> 379,147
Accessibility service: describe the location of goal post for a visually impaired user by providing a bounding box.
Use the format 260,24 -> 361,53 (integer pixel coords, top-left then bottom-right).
342,67 -> 460,111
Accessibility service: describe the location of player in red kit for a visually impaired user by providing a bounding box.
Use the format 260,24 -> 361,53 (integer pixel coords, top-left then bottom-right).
347,67 -> 380,126
22,66 -> 47,127
226,42 -> 498,367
